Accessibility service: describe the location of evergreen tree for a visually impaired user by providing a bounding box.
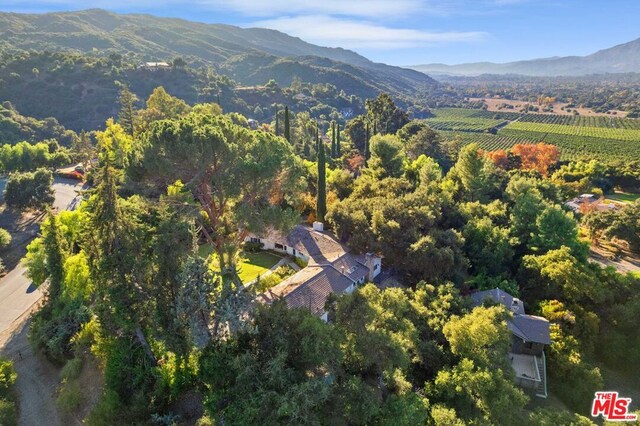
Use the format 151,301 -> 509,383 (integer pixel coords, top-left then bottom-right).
275,109 -> 280,137
118,86 -> 137,136
364,122 -> 371,164
331,121 -> 336,158
284,106 -> 291,143
336,122 -> 341,157
42,211 -> 64,301
317,126 -> 327,222
176,232 -> 217,349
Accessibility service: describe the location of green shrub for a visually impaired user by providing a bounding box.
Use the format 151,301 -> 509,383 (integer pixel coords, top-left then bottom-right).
0,399 -> 18,426
254,265 -> 295,292
29,300 -> 92,363
4,168 -> 55,210
0,357 -> 17,400
85,389 -> 122,426
60,358 -> 83,381
0,357 -> 18,426
56,380 -> 84,413
0,229 -> 11,248
294,256 -> 308,269
243,241 -> 263,253
196,416 -> 214,426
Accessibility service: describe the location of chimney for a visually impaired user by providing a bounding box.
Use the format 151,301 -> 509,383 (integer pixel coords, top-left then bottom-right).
341,266 -> 345,275
364,253 -> 376,281
313,221 -> 324,232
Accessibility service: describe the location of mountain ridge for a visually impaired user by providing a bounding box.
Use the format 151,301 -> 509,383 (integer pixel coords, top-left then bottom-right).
410,37 -> 640,77
0,8 -> 437,96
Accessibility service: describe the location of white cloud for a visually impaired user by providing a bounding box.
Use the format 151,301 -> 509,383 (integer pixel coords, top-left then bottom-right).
251,15 -> 487,49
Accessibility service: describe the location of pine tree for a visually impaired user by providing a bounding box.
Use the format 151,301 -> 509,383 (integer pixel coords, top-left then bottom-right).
118,86 -> 137,136
317,126 -> 327,223
331,121 -> 336,158
42,211 -> 64,301
284,106 -> 291,143
176,232 -> 216,349
364,122 -> 370,164
336,122 -> 341,157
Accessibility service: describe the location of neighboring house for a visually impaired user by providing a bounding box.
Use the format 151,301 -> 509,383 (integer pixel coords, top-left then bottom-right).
248,222 -> 382,321
565,193 -> 618,214
139,61 -> 171,71
247,119 -> 259,130
470,288 -> 551,399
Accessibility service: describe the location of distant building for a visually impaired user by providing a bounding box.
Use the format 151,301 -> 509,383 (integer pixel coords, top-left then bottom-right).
470,288 -> 551,399
340,108 -> 354,118
247,119 -> 259,130
139,62 -> 171,71
565,193 -> 618,214
248,223 -> 382,321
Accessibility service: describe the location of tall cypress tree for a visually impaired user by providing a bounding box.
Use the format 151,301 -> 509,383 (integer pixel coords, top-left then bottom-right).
43,211 -> 64,301
284,106 -> 291,143
336,122 -> 341,157
331,121 -> 336,158
316,126 -> 326,223
118,86 -> 136,136
275,109 -> 280,137
364,122 -> 370,164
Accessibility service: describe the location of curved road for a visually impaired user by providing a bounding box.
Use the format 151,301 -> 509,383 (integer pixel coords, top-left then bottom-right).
0,178 -> 86,333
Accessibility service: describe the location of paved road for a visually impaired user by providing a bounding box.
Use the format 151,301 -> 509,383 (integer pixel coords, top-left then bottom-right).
0,178 -> 85,333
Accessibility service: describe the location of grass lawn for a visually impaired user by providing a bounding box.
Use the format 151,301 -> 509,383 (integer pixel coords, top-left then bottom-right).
237,251 -> 282,283
606,191 -> 640,204
198,245 -> 282,283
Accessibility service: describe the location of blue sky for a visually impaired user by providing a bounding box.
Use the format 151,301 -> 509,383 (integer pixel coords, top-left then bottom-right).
2,0 -> 639,66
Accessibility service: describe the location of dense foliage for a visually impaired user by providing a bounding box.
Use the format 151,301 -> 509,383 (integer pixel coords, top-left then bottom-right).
18,86 -> 640,425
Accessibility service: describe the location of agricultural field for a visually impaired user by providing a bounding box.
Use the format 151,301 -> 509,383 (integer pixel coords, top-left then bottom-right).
429,108 -> 640,161
504,121 -> 640,142
440,131 -> 535,152
425,108 -> 505,132
498,129 -> 640,161
518,113 -> 640,129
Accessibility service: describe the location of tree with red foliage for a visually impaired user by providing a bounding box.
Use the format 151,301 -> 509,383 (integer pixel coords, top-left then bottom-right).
511,143 -> 560,176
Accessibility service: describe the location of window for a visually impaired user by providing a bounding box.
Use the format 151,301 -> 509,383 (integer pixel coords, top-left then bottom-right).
275,243 -> 284,250
374,263 -> 379,271
250,237 -> 260,243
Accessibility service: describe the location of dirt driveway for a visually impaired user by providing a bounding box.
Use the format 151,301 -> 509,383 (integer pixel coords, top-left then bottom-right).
0,309 -> 62,426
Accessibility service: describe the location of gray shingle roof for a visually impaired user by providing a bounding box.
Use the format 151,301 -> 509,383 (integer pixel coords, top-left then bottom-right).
511,315 -> 552,345
470,288 -> 525,315
256,226 -> 375,316
470,288 -> 551,345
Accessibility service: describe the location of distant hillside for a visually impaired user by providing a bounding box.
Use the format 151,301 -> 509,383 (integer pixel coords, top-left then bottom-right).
0,9 -> 437,99
0,51 -> 370,131
411,37 -> 640,77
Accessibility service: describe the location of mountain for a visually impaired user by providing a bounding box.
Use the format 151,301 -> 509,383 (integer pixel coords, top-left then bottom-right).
0,9 -> 436,97
411,37 -> 640,77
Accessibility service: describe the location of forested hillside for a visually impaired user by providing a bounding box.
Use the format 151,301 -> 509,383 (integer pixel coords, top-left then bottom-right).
0,51 -> 393,131
0,9 -> 437,120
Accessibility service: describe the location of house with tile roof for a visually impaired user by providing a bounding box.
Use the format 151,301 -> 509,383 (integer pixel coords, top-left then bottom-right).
470,288 -> 551,399
247,222 -> 382,321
